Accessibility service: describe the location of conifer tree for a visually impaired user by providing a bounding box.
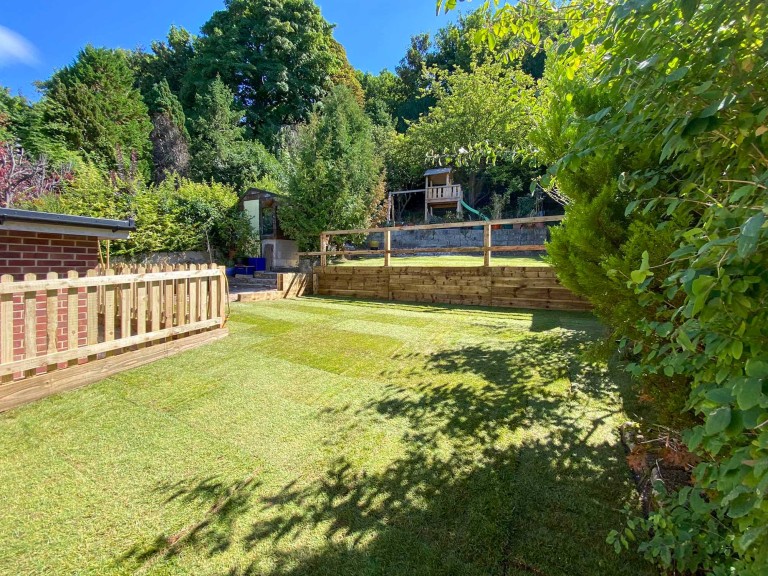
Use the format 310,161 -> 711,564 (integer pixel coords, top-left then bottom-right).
40,46 -> 152,176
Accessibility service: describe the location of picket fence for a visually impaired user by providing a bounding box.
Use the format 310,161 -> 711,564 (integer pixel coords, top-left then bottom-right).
0,264 -> 229,411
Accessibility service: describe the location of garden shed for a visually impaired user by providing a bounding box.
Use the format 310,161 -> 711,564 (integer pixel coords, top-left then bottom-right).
0,208 -> 135,279
241,188 -> 299,270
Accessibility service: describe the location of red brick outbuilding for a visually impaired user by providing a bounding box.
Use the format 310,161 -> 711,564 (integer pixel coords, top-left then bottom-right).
0,208 -> 135,278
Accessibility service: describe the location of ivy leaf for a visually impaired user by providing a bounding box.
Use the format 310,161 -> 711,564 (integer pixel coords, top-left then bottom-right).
705,406 -> 732,435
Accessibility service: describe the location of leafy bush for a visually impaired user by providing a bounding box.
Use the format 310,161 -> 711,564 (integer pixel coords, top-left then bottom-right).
440,0 -> 768,572
28,165 -> 253,259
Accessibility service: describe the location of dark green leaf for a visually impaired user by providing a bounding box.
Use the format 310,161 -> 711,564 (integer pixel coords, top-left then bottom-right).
705,406 -> 731,435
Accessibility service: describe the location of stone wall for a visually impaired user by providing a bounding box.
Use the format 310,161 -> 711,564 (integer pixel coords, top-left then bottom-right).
368,226 -> 548,251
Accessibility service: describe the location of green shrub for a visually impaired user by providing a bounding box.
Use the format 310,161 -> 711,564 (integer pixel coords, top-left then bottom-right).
28,166 -> 253,259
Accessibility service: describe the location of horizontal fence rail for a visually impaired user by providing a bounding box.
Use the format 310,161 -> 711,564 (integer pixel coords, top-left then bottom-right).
0,264 -> 228,385
298,216 -> 564,267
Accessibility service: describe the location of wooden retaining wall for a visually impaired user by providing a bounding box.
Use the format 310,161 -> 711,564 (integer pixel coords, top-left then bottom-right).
314,266 -> 592,311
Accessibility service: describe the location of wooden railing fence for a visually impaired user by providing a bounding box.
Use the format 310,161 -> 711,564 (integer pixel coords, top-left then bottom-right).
300,216 -> 564,267
0,264 -> 228,385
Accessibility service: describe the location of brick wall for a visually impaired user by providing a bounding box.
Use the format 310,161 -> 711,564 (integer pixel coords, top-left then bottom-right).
1,229 -> 97,368
0,230 -> 100,278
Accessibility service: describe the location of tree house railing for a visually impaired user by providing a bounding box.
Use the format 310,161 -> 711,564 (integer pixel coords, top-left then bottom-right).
426,185 -> 462,202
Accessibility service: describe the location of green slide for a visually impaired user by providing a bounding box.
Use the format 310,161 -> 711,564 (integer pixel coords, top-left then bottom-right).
460,199 -> 489,221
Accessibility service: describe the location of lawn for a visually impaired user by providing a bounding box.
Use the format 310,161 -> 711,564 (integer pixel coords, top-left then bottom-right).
333,254 -> 549,267
0,298 -> 652,576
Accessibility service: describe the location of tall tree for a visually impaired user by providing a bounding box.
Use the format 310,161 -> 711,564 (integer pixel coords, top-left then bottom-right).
403,62 -> 538,205
189,77 -> 280,191
132,26 -> 196,98
184,0 -> 335,144
278,86 -> 385,251
39,46 -> 152,175
329,39 -> 365,107
147,79 -> 190,182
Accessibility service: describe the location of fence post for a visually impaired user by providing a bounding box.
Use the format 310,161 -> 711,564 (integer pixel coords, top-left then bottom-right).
384,229 -> 391,268
67,271 -> 79,353
320,234 -> 328,269
483,223 -> 492,267
23,273 -> 38,379
0,276 -> 13,377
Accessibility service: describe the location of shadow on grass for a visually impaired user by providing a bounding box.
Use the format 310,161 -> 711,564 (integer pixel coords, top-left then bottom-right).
116,310 -> 647,576
116,473 -> 263,572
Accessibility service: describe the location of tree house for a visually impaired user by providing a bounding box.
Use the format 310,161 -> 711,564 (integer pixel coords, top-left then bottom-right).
387,167 -> 464,223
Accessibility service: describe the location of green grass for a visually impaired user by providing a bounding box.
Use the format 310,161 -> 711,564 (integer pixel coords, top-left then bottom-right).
333,254 -> 549,267
0,298 -> 652,576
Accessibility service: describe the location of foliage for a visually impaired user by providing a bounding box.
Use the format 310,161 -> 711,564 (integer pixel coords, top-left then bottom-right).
403,62 -> 538,205
188,77 -> 281,191
131,25 -> 196,98
329,39 -> 365,107
278,86 -> 385,251
0,89 -> 27,144
39,46 -> 153,177
29,164 -> 251,258
439,0 -> 768,572
0,143 -> 73,208
184,0 -> 335,144
147,79 -> 191,182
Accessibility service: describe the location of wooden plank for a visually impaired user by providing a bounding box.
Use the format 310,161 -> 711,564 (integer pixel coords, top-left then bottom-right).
67,271 -> 79,351
86,270 -> 99,346
384,230 -> 391,268
45,273 -> 59,355
120,280 -> 131,340
0,328 -> 229,413
163,265 -> 174,329
209,265 -> 219,322
188,264 -> 199,323
150,266 -> 161,332
484,224 -> 491,267
23,274 -> 37,379
320,234 -> 328,268
218,268 -> 227,323
0,268 -> 223,294
0,275 -> 13,380
136,267 -> 147,337
176,265 -> 187,327
0,319 -> 223,377
199,264 -> 209,322
104,270 -> 116,343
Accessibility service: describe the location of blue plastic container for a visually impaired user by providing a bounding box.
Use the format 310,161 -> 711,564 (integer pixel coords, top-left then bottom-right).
247,257 -> 267,271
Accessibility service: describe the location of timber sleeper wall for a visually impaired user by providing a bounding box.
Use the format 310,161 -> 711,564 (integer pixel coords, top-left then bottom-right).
314,266 -> 592,311
0,264 -> 228,412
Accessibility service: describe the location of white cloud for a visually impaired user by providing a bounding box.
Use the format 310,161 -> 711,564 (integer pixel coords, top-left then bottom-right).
0,26 -> 38,68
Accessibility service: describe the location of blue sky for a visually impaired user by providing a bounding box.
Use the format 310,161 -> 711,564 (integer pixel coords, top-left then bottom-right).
0,0 -> 473,100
